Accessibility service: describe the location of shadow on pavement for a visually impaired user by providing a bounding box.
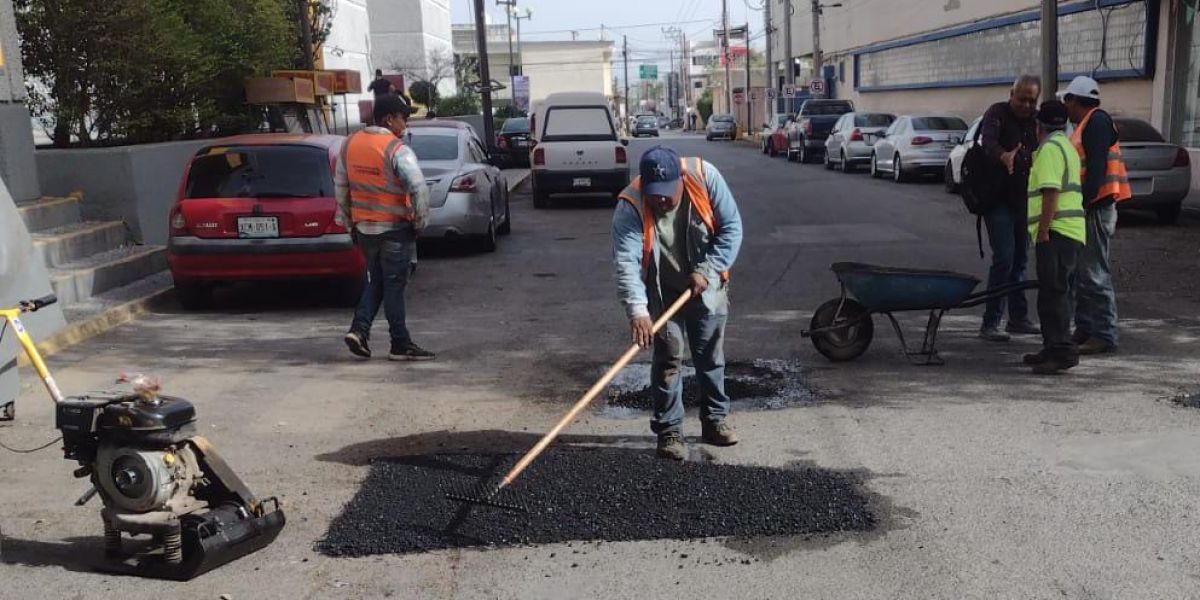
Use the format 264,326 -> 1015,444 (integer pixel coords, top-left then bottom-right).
0,535 -> 106,573
315,428 -> 652,466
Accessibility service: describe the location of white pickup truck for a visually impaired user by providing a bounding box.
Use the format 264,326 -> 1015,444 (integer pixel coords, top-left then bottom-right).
529,92 -> 630,208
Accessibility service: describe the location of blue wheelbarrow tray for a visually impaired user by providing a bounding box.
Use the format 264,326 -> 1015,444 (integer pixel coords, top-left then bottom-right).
803,263 -> 1037,365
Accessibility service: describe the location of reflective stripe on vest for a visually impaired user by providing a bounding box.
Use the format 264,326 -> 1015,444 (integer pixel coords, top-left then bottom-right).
343,130 -> 414,224
616,157 -> 730,282
1070,107 -> 1133,204
1027,135 -> 1086,243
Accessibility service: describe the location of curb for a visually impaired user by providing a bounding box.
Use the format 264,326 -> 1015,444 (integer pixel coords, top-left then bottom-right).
17,286 -> 172,366
506,170 -> 531,192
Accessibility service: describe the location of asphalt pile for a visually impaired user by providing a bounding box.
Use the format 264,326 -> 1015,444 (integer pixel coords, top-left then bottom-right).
317,447 -> 875,556
1170,390 -> 1200,408
605,360 -> 819,412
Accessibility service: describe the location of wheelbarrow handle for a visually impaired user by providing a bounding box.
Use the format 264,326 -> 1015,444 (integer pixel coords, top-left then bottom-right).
956,280 -> 1039,309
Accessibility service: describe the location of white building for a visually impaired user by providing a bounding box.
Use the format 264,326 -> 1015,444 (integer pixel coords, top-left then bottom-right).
452,26 -> 614,106
318,0 -> 372,127
689,40 -> 719,103
369,0 -> 457,97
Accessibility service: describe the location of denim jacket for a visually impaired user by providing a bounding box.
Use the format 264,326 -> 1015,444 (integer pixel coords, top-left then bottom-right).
611,160 -> 743,319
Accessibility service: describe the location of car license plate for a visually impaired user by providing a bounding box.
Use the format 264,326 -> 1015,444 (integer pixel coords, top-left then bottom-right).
573,177 -> 591,187
1130,178 -> 1151,195
237,216 -> 278,239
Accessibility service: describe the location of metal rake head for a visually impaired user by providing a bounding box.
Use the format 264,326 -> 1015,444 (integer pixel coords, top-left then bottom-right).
445,481 -> 528,513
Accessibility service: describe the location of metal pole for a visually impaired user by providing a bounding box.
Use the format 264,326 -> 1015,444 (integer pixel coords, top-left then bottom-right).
811,0 -> 822,98
623,35 -> 630,125
669,49 -> 675,121
722,0 -> 733,114
745,24 -> 752,135
473,0 -> 496,149
784,0 -> 794,113
765,0 -> 773,110
1041,0 -> 1058,103
682,33 -> 690,109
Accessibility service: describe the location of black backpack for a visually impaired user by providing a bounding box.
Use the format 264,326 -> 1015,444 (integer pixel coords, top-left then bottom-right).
959,127 -> 1001,257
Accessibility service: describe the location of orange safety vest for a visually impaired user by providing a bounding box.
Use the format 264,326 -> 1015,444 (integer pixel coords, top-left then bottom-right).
617,157 -> 730,282
343,129 -> 414,224
1069,108 -> 1132,205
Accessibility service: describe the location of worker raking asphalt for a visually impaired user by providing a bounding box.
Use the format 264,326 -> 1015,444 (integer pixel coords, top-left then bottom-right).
316,446 -> 876,557
604,360 -> 820,413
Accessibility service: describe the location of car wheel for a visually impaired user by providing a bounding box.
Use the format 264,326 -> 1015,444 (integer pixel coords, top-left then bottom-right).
799,141 -> 809,163
840,151 -> 853,174
762,138 -> 769,154
943,161 -> 959,194
476,218 -> 498,253
175,282 -> 212,310
497,192 -> 512,235
532,181 -> 550,209
1156,201 -> 1182,225
893,154 -> 906,183
870,153 -> 880,178
823,150 -> 834,170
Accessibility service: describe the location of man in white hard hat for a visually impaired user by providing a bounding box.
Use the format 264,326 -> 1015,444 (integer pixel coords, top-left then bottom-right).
1061,75 -> 1131,356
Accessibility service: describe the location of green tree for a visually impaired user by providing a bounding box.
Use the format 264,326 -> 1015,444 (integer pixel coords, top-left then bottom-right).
409,81 -> 440,109
697,90 -> 713,124
437,94 -> 481,117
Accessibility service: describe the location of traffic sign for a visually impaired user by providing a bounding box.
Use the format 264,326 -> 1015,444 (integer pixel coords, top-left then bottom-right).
639,64 -> 658,80
733,92 -> 744,105
809,78 -> 825,95
782,84 -> 795,97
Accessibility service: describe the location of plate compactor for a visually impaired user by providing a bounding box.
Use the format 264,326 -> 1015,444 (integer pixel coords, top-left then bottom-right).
1,295 -> 285,580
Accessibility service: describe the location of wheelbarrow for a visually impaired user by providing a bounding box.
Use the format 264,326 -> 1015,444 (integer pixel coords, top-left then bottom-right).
801,262 -> 1038,366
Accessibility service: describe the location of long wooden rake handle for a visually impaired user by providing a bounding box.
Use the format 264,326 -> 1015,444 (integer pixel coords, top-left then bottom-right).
498,290 -> 693,489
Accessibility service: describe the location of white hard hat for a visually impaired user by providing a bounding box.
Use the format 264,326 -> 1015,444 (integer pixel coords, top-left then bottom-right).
1063,75 -> 1100,100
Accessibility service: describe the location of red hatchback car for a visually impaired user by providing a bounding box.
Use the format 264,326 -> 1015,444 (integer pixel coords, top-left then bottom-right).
167,134 -> 364,308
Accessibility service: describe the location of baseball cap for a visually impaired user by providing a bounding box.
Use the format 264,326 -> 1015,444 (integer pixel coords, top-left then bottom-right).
1063,75 -> 1101,101
639,145 -> 682,198
373,94 -> 412,124
1037,100 -> 1069,128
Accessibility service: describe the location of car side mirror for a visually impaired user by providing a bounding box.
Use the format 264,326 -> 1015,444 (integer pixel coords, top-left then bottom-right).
620,138 -> 630,147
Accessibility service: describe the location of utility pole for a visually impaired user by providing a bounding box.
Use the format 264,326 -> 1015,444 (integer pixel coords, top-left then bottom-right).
784,0 -> 793,87
745,24 -> 752,133
1041,0 -> 1058,103
623,35 -> 630,124
722,0 -> 733,114
765,0 -> 773,105
512,7 -> 532,75
810,0 -> 822,98
298,0 -> 314,70
496,0 -> 516,77
472,0 -> 495,149
682,33 -> 690,109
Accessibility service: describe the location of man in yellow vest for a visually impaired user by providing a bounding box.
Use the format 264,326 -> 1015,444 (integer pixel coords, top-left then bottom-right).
613,146 -> 744,460
1063,76 -> 1130,355
1023,100 -> 1087,375
337,94 -> 434,362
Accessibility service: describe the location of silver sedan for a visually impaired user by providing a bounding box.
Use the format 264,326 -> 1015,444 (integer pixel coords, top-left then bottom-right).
1112,118 -> 1192,224
871,115 -> 969,183
406,120 -> 511,252
824,112 -> 895,173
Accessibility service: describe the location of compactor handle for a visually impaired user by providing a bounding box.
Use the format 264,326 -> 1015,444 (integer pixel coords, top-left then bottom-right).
20,294 -> 58,312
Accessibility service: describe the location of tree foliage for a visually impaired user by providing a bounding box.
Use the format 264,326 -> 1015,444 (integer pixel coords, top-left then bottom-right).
436,94 -> 481,117
17,0 -> 292,147
697,90 -> 714,124
409,81 -> 440,109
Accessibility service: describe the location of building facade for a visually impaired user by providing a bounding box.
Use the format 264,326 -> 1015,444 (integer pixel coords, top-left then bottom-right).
370,0 -> 457,97
452,28 -> 614,106
319,0 -> 373,127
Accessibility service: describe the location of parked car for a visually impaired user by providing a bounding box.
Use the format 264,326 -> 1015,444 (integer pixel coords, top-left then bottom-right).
706,114 -> 737,140
406,120 -> 511,251
167,134 -> 363,309
657,115 -> 671,129
495,117 -> 532,167
945,116 -> 982,193
870,115 -> 969,183
530,92 -> 630,208
633,115 -> 660,137
786,99 -> 854,163
1112,117 -> 1192,224
761,113 -> 790,156
824,111 -> 896,172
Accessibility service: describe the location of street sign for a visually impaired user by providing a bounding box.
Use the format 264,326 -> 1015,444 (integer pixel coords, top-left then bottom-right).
782,84 -> 795,97
733,92 -> 744,105
512,76 -> 530,112
810,78 -> 825,95
639,64 -> 658,80
766,88 -> 777,99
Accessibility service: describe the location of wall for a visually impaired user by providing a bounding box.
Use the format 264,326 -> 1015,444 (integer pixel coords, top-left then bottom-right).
322,0 -> 372,129
523,42 -> 615,103
0,0 -> 38,201
370,0 -> 456,98
36,140 -> 209,246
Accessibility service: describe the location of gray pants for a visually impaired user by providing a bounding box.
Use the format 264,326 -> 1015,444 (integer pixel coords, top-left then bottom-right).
650,302 -> 730,435
1073,203 -> 1118,345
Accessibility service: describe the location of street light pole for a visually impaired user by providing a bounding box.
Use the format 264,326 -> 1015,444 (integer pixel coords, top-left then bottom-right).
1041,0 -> 1058,103
496,0 -> 516,76
810,0 -> 822,97
722,0 -> 732,114
512,7 -> 532,75
472,0 -> 495,149
623,35 -> 630,124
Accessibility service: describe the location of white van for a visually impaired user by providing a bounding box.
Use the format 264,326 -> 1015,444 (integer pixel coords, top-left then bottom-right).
529,92 -> 630,208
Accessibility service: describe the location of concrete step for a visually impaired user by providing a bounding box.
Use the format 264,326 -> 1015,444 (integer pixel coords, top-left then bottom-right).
49,245 -> 168,306
16,195 -> 83,232
32,220 -> 129,268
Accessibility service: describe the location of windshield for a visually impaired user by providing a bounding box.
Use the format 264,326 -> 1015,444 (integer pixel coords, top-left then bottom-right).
712,115 -> 735,123
405,132 -> 460,161
637,117 -> 657,125
802,102 -> 853,116
501,118 -> 529,133
542,106 -> 616,141
912,117 -> 968,131
855,113 -> 894,127
186,145 -> 331,199
1115,119 -> 1164,143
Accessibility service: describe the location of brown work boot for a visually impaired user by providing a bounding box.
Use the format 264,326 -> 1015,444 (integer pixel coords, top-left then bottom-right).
701,421 -> 738,446
656,432 -> 686,461
1031,355 -> 1079,375
1077,338 -> 1117,356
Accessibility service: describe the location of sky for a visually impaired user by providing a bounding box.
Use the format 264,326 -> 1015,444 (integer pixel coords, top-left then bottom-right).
449,0 -> 761,83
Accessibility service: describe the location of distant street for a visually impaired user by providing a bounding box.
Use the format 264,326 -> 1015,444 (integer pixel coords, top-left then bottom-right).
4,130 -> 1200,598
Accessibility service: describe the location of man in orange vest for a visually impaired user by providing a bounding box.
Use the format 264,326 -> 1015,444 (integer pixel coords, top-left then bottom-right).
337,94 -> 434,361
613,146 -> 744,460
1063,76 -> 1131,355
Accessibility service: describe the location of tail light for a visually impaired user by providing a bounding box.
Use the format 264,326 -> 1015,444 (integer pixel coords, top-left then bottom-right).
803,120 -> 813,136
169,208 -> 187,234
533,147 -> 545,167
615,146 -> 627,164
911,136 -> 933,146
450,174 -> 477,192
849,128 -> 863,142
497,136 -> 508,149
1175,147 -> 1191,167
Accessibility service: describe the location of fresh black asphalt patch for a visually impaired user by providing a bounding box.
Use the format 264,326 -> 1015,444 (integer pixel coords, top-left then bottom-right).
316,447 -> 875,556
1170,389 -> 1200,408
603,360 -> 820,413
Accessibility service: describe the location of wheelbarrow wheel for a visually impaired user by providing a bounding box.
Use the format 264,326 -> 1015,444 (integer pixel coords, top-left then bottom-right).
809,298 -> 874,362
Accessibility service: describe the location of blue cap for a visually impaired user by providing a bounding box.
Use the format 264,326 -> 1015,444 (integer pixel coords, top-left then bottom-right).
639,146 -> 681,198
